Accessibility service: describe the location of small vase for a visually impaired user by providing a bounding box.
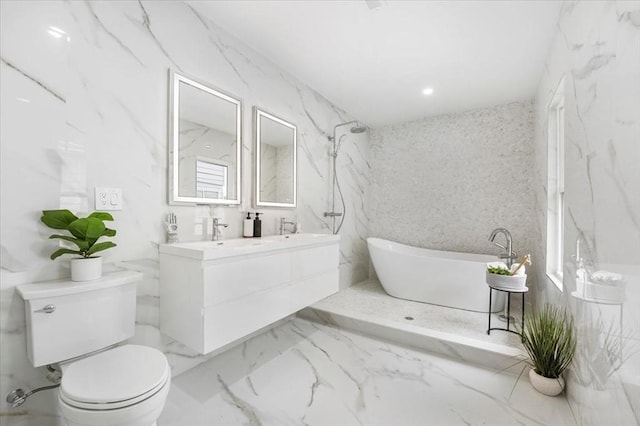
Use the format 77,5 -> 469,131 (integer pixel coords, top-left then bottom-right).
529,368 -> 565,396
71,257 -> 102,282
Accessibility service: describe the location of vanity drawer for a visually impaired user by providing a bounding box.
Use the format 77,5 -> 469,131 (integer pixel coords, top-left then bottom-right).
291,269 -> 339,312
292,244 -> 339,280
203,253 -> 291,306
202,284 -> 291,353
160,235 -> 340,355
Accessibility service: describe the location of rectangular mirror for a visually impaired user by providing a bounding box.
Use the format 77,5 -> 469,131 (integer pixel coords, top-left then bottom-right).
255,108 -> 297,208
169,70 -> 241,205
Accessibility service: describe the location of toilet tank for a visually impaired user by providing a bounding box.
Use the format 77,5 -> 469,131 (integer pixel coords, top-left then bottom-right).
16,270 -> 141,367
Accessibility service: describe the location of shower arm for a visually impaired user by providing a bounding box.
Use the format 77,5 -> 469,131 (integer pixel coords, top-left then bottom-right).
329,120 -> 361,142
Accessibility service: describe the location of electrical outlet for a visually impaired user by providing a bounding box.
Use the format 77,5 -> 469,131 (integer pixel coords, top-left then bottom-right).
95,187 -> 122,211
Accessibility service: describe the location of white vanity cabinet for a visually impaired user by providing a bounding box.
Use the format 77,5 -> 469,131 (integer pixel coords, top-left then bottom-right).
159,234 -> 339,354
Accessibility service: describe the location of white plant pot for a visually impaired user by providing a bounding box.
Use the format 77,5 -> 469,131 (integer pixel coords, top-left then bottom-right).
529,368 -> 565,396
576,279 -> 625,303
71,257 -> 102,282
486,270 -> 527,290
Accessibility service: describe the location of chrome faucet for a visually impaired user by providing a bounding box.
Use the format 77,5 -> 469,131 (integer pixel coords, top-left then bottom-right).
212,218 -> 228,241
280,217 -> 296,235
489,227 -> 520,323
489,228 -> 518,267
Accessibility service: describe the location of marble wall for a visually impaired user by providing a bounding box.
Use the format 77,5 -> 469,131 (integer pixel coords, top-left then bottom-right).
0,1 -> 370,424
3,1 -> 637,425
0,0 -> 370,282
259,143 -> 279,202
258,143 -> 294,204
369,101 -> 537,278
275,144 -> 294,204
531,1 -> 640,424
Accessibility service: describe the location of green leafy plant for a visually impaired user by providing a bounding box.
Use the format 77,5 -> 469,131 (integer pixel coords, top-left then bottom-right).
520,304 -> 576,379
488,265 -> 511,275
41,210 -> 117,260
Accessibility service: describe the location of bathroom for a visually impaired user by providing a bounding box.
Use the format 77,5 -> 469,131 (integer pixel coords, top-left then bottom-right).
0,0 -> 638,425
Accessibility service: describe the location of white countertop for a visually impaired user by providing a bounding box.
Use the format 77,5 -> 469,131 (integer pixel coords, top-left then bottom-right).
159,233 -> 340,260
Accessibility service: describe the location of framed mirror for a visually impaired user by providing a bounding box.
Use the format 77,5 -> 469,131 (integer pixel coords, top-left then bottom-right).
169,70 -> 241,205
255,108 -> 297,208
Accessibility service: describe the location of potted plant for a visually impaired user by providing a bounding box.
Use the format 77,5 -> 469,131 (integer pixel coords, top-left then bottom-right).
485,255 -> 530,290
41,209 -> 117,282
520,304 -> 576,396
576,270 -> 625,304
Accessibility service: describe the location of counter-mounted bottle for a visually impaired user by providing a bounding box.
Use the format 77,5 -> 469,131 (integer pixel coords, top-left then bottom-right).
243,212 -> 253,238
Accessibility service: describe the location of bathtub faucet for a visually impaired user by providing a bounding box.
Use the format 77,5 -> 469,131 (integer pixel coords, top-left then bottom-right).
489,228 -> 518,268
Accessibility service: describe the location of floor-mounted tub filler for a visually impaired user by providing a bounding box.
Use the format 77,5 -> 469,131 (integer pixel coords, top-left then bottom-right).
367,237 -> 504,313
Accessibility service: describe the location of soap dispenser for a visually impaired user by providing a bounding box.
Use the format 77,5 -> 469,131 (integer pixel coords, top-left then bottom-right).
243,212 -> 253,238
253,212 -> 262,237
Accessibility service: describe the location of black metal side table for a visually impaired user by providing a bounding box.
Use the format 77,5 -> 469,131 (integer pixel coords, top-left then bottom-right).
487,284 -> 528,339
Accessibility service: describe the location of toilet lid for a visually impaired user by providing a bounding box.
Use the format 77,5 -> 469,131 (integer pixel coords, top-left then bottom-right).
60,345 -> 169,407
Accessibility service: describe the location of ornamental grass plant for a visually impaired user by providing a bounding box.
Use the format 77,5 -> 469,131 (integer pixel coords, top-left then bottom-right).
521,304 -> 577,379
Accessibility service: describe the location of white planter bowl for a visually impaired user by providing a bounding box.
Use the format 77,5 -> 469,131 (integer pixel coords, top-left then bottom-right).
529,368 -> 565,396
486,270 -> 527,290
576,279 -> 625,303
71,257 -> 102,282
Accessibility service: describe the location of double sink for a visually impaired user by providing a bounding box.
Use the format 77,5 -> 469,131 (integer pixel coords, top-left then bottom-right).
160,233 -> 338,260
159,233 -> 340,354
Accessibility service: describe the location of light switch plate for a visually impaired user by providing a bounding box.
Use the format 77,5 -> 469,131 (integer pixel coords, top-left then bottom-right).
95,187 -> 122,211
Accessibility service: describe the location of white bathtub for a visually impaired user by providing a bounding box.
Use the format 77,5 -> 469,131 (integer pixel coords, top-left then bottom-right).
367,238 -> 504,313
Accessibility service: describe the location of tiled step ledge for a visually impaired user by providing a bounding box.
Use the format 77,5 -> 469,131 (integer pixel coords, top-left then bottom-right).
299,304 -> 527,373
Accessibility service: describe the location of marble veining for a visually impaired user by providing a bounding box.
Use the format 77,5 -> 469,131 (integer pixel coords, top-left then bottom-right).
0,0 -> 370,287
532,1 -> 640,425
1,1 -> 637,425
0,1 -> 369,424
0,58 -> 66,103
160,317 -> 576,426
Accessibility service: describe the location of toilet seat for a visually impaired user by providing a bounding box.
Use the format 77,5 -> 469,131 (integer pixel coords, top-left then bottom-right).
59,345 -> 170,411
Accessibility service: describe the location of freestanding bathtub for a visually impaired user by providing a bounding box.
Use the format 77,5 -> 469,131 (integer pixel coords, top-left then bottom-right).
367,238 -> 504,313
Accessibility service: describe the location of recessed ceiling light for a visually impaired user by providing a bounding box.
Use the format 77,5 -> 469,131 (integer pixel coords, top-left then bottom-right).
48,26 -> 66,38
422,87 -> 434,96
48,26 -> 70,42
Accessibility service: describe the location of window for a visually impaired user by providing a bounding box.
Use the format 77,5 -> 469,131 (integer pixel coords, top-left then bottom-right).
546,77 -> 565,290
196,159 -> 228,200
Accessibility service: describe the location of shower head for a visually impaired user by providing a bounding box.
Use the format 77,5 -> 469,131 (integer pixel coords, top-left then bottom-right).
328,120 -> 367,141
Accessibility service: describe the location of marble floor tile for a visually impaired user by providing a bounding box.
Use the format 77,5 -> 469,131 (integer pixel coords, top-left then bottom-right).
159,317 -> 576,426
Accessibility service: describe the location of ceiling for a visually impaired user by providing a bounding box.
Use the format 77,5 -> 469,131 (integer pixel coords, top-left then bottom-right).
190,0 -> 562,128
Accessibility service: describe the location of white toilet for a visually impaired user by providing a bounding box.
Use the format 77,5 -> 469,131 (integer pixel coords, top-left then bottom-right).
17,270 -> 171,426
